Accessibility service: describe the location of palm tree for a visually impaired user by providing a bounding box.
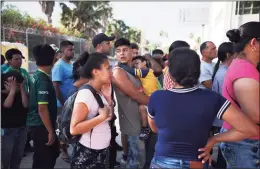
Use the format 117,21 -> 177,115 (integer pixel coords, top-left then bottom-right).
39,1 -> 55,24
60,1 -> 112,39
106,19 -> 141,43
106,19 -> 129,39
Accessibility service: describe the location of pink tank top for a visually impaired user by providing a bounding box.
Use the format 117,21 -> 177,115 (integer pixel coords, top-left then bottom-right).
222,59 -> 259,140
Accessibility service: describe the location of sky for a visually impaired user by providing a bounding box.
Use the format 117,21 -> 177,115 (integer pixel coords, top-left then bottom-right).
5,1 -> 211,46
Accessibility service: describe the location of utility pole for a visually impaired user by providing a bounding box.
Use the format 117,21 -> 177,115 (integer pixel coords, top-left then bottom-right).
201,24 -> 205,43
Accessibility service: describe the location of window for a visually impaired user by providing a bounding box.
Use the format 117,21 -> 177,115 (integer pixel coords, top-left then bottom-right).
235,1 -> 260,15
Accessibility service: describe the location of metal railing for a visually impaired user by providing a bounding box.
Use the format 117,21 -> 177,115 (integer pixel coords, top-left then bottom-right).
1,27 -> 96,61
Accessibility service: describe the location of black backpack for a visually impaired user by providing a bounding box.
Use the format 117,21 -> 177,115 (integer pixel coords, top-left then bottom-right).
57,84 -> 104,144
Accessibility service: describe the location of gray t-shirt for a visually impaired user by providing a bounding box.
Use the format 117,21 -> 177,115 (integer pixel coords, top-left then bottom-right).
113,67 -> 142,136
199,60 -> 216,89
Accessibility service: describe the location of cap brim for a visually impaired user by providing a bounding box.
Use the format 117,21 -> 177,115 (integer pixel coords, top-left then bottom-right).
106,36 -> 115,41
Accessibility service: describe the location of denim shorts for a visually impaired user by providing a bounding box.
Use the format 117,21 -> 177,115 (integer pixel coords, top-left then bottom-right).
150,156 -> 209,169
220,127 -> 260,168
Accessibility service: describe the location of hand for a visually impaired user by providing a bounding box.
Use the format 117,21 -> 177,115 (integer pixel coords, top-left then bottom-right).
20,80 -> 25,90
198,137 -> 216,165
101,84 -> 112,104
106,107 -> 114,121
46,132 -> 56,146
4,77 -> 17,92
98,106 -> 110,120
137,87 -> 144,93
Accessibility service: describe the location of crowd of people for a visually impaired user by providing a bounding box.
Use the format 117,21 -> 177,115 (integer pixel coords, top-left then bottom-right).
1,21 -> 259,169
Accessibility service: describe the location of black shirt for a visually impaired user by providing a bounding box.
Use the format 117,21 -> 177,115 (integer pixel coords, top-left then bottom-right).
1,92 -> 28,128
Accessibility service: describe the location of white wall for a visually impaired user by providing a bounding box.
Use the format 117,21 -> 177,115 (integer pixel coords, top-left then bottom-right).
206,2 -> 260,48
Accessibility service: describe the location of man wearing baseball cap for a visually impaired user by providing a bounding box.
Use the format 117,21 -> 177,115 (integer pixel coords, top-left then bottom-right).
92,33 -> 115,55
93,33 -> 122,168
50,44 -> 61,63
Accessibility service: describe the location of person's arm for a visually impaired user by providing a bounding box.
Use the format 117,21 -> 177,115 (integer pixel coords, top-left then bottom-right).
53,82 -> 65,106
70,90 -> 110,135
198,99 -> 259,163
233,78 -> 259,123
119,64 -> 150,78
199,65 -> 212,89
144,55 -> 162,76
23,69 -> 32,93
52,65 -> 65,106
3,77 -> 17,108
20,80 -> 28,108
3,87 -> 16,108
112,68 -> 149,105
147,93 -> 157,132
36,81 -> 55,135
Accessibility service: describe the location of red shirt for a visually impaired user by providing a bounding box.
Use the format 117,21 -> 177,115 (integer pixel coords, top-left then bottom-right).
163,67 -> 175,90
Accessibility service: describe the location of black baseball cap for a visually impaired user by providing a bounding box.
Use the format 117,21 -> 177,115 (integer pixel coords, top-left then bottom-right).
92,33 -> 115,48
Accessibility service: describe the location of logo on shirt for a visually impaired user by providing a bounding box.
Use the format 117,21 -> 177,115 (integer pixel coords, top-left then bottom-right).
38,91 -> 49,95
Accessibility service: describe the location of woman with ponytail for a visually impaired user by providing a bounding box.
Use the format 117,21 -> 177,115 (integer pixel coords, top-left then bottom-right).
147,48 -> 258,169
68,51 -> 90,97
212,42 -> 234,94
211,42 -> 234,168
220,21 -> 260,168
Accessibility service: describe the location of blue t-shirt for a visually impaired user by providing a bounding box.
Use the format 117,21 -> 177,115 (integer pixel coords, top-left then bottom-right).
212,64 -> 228,127
148,86 -> 230,161
52,59 -> 74,107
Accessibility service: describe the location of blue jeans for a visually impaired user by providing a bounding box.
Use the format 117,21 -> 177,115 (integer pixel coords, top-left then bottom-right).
1,127 -> 27,169
127,135 -> 146,168
220,128 -> 260,168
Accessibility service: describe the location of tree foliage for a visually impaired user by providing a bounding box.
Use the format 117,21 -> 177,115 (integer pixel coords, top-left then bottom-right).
60,1 -> 113,39
39,1 -> 55,24
1,5 -> 84,37
106,19 -> 141,44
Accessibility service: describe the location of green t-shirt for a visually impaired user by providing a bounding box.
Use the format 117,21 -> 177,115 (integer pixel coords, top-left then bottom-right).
3,66 -> 31,93
1,64 -> 10,73
27,69 -> 57,127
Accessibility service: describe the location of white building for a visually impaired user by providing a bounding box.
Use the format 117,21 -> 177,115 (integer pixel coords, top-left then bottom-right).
204,1 -> 260,47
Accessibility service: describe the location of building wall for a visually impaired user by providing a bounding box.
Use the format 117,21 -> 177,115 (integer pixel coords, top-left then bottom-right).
205,2 -> 259,47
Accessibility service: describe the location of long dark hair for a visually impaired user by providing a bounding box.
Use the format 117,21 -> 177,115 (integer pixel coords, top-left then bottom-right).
226,21 -> 260,53
72,51 -> 89,81
212,42 -> 234,82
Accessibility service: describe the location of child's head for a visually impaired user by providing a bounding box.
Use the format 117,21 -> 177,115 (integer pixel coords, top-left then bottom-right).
132,56 -> 149,69
79,52 -> 111,85
2,70 -> 24,92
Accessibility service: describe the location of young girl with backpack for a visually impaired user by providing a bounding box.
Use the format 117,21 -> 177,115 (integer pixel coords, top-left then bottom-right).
70,52 -> 113,169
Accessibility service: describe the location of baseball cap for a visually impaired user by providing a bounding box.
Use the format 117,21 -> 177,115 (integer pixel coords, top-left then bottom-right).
92,33 -> 115,48
50,44 -> 60,53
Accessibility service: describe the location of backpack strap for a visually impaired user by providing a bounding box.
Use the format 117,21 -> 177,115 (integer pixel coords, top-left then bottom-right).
78,84 -> 105,148
79,84 -> 104,108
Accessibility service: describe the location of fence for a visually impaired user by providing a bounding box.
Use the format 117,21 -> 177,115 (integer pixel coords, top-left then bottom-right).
1,27 -> 118,74
1,27 -> 96,61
